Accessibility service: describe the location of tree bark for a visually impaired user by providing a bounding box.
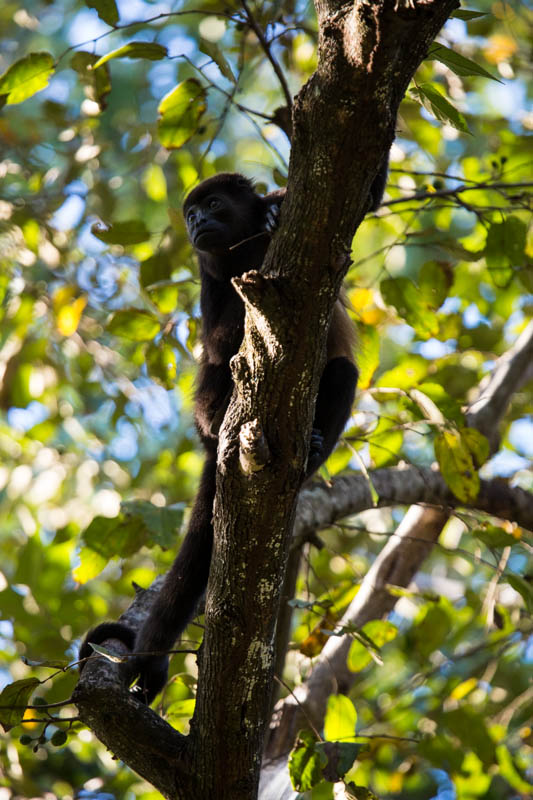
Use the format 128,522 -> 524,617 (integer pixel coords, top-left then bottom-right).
74,2 -> 462,798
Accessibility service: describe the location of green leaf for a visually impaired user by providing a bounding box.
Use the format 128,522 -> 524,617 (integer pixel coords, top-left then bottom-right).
91,219 -> 150,245
410,82 -> 470,134
149,284 -> 178,314
140,253 -> 174,287
485,216 -> 526,287
442,708 -> 495,765
434,429 -> 480,503
377,357 -> 428,391
108,309 -> 160,341
199,39 -> 236,83
381,277 -> 439,338
82,513 -> 147,559
507,575 -> 533,614
71,51 -> 111,108
472,524 -> 516,550
121,500 -> 184,549
315,741 -> 364,779
355,323 -> 380,389
85,0 -> 119,26
418,262 -> 450,310
0,678 -> 40,732
73,547 -> 108,583
0,52 -> 55,105
452,10 -> 488,20
368,417 -> 403,469
157,79 -> 207,149
347,620 -> 398,671
427,43 -> 501,82
324,695 -> 357,743
146,341 -> 178,388
413,604 -> 451,659
288,730 -> 327,792
92,42 -> 168,70
496,743 -> 533,793
50,730 -> 68,747
461,428 -> 489,468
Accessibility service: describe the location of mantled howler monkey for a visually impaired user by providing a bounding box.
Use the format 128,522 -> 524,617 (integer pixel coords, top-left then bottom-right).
80,168 -> 386,703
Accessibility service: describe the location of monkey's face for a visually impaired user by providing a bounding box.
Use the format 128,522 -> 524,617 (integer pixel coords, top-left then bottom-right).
185,193 -> 249,253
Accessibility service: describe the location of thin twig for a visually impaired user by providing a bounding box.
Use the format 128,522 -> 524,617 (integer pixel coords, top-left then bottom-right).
241,0 -> 293,110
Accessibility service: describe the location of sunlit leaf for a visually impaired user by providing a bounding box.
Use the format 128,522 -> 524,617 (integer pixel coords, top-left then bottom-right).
0,678 -> 40,732
324,695 -> 357,743
0,52 -> 55,105
92,42 -> 167,70
142,163 -> 167,202
347,620 -> 397,672
149,284 -> 178,313
434,429 -> 482,502
377,357 -> 428,391
157,79 -> 207,149
368,417 -> 402,468
472,524 -> 516,549
288,730 -> 327,792
380,277 -> 439,339
73,547 -> 108,583
355,322 -> 380,389
410,82 -> 470,134
496,743 -> 533,793
167,699 -> 196,720
427,43 -> 501,82
108,309 -> 160,341
461,428 -> 489,467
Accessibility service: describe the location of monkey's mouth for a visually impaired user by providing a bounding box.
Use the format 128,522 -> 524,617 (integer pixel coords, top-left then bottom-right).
194,226 -> 226,251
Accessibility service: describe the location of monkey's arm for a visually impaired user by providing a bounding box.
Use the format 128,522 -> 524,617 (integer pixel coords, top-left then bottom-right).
306,356 -> 358,477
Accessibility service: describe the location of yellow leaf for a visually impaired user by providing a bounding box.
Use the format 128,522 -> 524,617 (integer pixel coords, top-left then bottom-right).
349,288 -> 373,311
56,296 -> 87,336
483,35 -> 517,64
450,677 -> 477,701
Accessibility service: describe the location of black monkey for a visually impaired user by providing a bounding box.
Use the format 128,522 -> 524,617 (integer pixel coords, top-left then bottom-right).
80,168 -> 386,702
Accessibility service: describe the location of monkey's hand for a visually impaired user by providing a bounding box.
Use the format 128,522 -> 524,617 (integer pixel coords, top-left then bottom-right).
306,428 -> 325,476
264,201 -> 281,234
129,652 -> 169,705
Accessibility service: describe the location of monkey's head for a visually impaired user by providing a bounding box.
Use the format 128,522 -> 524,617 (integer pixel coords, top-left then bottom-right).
183,173 -> 263,254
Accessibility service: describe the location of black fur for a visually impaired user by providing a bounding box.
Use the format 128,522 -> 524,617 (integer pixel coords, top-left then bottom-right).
80,173 -> 362,703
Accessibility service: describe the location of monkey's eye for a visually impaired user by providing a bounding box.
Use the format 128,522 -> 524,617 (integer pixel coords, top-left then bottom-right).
207,197 -> 222,210
187,210 -> 196,224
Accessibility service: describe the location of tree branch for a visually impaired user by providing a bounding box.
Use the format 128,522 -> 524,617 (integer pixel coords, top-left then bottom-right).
261,312 -> 533,790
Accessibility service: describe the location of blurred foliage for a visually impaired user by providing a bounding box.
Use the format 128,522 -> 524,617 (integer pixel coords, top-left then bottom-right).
0,0 -> 532,798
